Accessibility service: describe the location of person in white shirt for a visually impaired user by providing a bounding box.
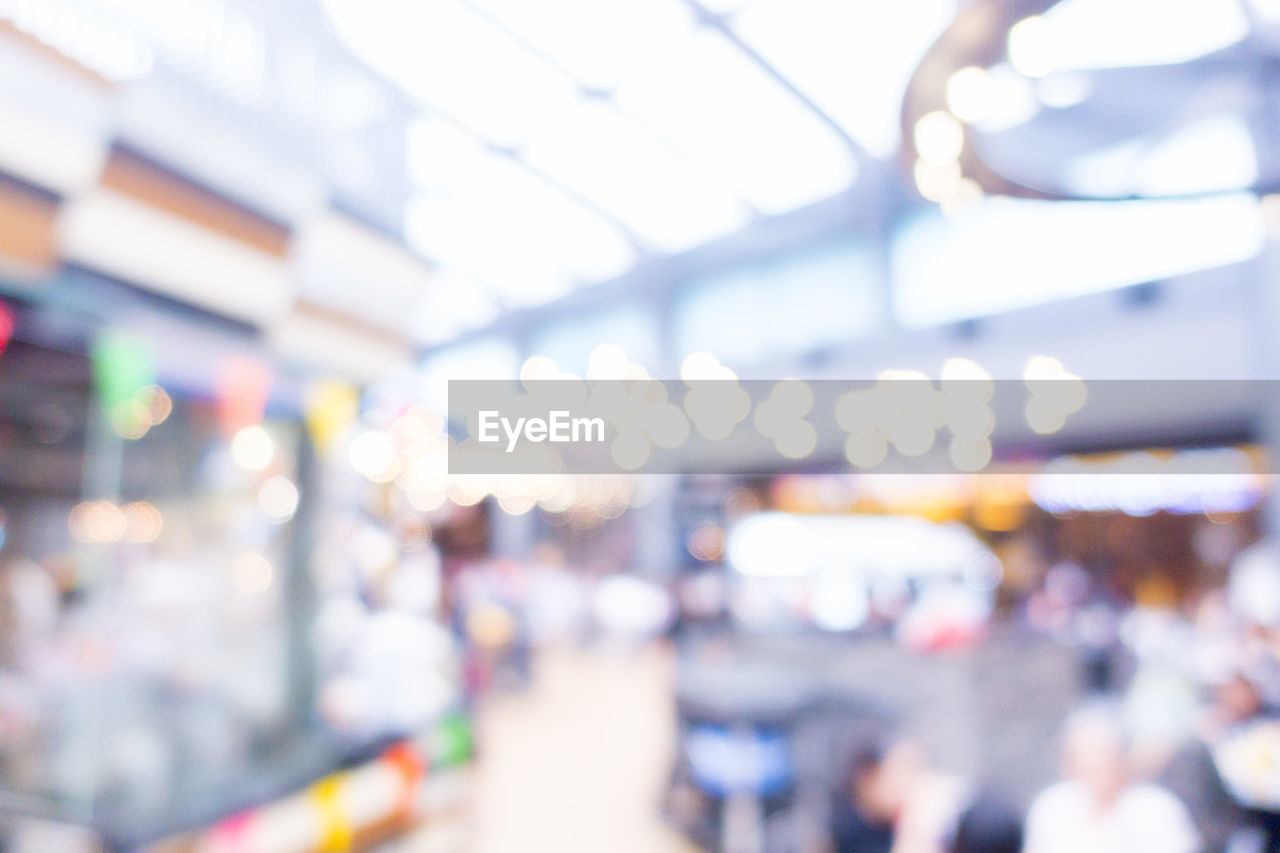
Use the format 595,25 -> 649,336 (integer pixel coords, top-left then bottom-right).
1025,705 -> 1200,853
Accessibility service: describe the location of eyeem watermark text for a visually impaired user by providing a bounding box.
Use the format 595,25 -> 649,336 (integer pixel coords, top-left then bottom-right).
477,410 -> 606,453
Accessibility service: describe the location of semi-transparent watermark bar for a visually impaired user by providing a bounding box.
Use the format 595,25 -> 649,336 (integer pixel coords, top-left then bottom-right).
448,378 -> 1274,477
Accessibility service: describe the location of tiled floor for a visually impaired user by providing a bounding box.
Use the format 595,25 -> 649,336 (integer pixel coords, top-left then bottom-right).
400,644 -> 699,853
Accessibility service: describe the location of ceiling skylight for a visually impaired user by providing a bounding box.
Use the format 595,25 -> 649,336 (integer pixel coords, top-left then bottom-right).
412,269 -> 500,345
465,0 -> 696,91
323,0 -> 580,146
321,0 -> 953,335
1008,0 -> 1248,77
614,24 -> 856,214
731,0 -> 956,158
405,148 -> 636,305
893,194 -> 1265,327
523,99 -> 752,252
1064,115 -> 1259,197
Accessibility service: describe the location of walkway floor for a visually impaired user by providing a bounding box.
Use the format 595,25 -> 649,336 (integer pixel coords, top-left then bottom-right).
397,644 -> 698,853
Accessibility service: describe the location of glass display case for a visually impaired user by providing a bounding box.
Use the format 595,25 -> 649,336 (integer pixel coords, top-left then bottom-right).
0,300 -> 466,851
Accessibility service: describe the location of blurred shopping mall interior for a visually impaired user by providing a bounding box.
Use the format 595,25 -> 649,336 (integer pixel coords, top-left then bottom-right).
5,0 -> 1280,851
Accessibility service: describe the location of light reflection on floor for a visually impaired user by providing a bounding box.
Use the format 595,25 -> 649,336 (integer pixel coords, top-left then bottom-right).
400,645 -> 698,853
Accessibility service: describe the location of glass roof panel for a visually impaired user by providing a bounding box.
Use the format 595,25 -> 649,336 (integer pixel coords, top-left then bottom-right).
1010,0 -> 1248,76
1064,115 -> 1259,197
1137,116 -> 1258,196
323,0 -> 579,146
523,99 -> 752,252
407,193 -> 574,307
614,25 -> 857,214
412,270 -> 500,345
697,0 -> 755,13
405,116 -> 492,193
893,193 -> 1264,327
1250,0 -> 1280,22
406,116 -> 637,306
731,0 -> 956,158
464,0 -> 696,90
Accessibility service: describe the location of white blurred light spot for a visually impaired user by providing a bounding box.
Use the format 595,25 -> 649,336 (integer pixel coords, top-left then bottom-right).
645,403 -> 691,449
587,343 -> 629,381
770,379 -> 814,417
914,159 -> 962,202
950,435 -> 993,471
774,420 -> 817,459
680,351 -> 725,383
914,111 -> 965,165
845,431 -> 888,469
944,399 -> 995,438
890,422 -> 935,457
972,64 -> 1041,132
611,431 -> 651,471
687,524 -> 726,562
232,552 -> 274,594
810,573 -> 870,632
1024,355 -> 1066,382
520,355 -> 561,388
122,501 -> 164,543
498,492 -> 537,515
939,178 -> 984,219
409,489 -> 448,512
351,525 -> 398,573
1008,16 -> 1053,78
349,430 -> 398,481
230,425 -> 274,471
1025,397 -> 1068,434
69,500 -> 127,543
941,358 -> 994,402
946,66 -> 995,123
257,475 -> 300,523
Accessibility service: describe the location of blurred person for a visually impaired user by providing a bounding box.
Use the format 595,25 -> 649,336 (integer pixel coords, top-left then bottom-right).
832,727 -> 983,853
1228,543 -> 1280,635
0,557 -> 59,671
1185,665 -> 1280,851
891,765 -> 1021,853
1121,605 -> 1203,773
1029,559 -> 1125,693
1075,590 -> 1125,695
1160,730 -> 1249,852
891,764 -> 970,853
454,557 -> 531,691
1226,543 -> 1280,709
1152,590 -> 1274,850
1025,705 -> 1200,853
524,543 -> 588,648
1210,671 -> 1267,734
832,728 -> 921,853
0,556 -> 76,792
948,787 -> 1024,853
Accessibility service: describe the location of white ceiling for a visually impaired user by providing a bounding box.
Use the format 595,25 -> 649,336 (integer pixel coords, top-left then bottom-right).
323,0 -> 956,341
